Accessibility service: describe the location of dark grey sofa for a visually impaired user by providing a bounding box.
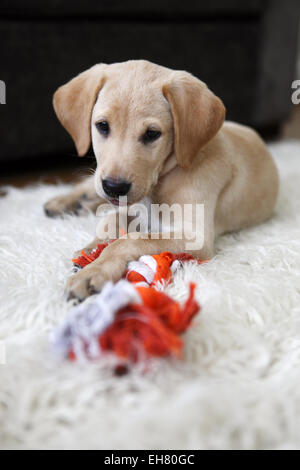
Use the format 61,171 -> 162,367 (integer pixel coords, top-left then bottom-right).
0,0 -> 299,161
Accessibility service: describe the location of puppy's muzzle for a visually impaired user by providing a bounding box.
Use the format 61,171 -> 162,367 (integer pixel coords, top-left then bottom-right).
102,178 -> 132,198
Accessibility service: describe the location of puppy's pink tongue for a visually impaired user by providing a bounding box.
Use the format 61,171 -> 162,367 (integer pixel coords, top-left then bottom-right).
110,198 -> 120,206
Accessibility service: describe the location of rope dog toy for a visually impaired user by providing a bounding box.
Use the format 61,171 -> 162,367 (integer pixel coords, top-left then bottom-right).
52,242 -> 207,365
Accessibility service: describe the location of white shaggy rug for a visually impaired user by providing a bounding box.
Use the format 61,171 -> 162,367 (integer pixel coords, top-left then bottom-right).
1,140 -> 300,450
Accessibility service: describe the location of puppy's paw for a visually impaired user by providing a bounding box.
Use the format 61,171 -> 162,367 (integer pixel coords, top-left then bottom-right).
66,269 -> 103,300
66,257 -> 127,301
44,195 -> 82,218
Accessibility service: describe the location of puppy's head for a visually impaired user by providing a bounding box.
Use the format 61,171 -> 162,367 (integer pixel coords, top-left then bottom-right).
53,60 -> 225,205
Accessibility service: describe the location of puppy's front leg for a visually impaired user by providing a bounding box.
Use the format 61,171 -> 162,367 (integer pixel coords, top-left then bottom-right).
67,233 -> 213,300
72,206 -> 129,259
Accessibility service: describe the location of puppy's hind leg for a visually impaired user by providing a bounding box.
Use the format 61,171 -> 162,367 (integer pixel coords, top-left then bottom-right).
44,175 -> 104,217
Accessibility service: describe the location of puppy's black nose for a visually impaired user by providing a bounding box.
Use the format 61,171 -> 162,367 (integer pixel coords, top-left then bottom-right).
102,178 -> 131,198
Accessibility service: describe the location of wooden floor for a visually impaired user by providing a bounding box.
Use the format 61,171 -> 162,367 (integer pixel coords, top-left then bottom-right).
282,103 -> 300,140
0,152 -> 96,188
1,105 -> 299,188
0,164 -> 94,188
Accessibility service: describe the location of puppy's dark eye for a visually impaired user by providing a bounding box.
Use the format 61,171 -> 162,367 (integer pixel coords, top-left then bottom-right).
142,129 -> 161,144
96,120 -> 110,136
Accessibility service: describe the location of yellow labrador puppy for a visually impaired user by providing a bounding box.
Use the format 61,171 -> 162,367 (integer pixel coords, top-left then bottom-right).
45,60 -> 279,300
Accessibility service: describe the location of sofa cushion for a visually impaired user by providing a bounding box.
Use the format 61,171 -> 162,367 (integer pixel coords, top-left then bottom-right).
0,0 -> 265,19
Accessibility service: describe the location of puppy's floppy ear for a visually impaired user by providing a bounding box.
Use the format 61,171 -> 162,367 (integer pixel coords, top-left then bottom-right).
53,64 -> 107,156
162,72 -> 225,168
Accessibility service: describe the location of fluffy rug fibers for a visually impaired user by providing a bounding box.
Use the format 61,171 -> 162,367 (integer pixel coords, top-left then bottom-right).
0,140 -> 300,450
